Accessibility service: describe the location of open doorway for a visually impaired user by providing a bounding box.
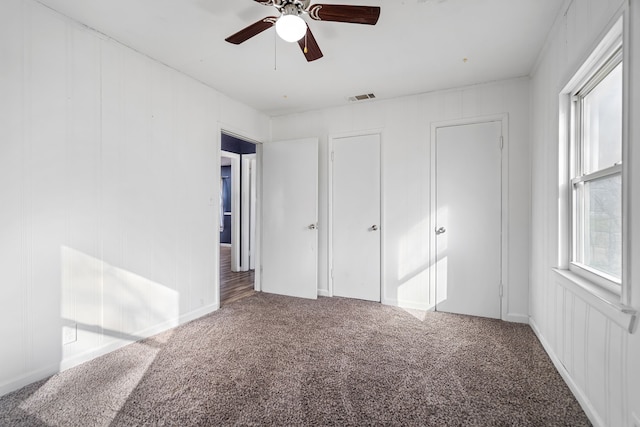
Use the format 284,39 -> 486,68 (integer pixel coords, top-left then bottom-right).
219,132 -> 257,306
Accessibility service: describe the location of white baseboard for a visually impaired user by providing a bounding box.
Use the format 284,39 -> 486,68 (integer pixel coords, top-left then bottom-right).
529,318 -> 604,427
0,364 -> 60,398
59,302 -> 220,372
317,289 -> 330,297
382,298 -> 431,311
381,298 -> 397,307
0,302 -> 220,398
179,302 -> 220,324
504,313 -> 529,323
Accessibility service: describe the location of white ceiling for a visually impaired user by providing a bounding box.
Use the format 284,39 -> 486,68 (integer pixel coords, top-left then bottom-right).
35,0 -> 564,117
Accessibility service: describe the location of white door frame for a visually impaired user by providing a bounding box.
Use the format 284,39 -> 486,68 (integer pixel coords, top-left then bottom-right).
429,114 -> 509,319
221,150 -> 241,272
328,129 -> 384,298
241,153 -> 257,272
217,126 -> 263,304
254,144 -> 262,292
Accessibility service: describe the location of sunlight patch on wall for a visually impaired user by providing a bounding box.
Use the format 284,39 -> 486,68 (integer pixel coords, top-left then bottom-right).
60,246 -> 180,362
396,217 -> 431,309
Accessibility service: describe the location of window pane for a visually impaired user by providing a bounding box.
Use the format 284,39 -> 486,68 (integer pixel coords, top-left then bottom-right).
582,62 -> 622,174
581,174 -> 621,279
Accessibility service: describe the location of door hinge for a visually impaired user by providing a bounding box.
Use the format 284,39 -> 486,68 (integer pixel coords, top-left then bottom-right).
499,283 -> 504,297
499,136 -> 504,150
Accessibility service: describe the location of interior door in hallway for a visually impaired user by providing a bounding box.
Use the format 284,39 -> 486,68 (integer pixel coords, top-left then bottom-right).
331,133 -> 381,301
261,138 -> 318,300
435,121 -> 502,319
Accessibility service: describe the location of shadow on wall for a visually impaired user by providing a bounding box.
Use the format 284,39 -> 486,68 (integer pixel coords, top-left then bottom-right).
60,246 -> 179,369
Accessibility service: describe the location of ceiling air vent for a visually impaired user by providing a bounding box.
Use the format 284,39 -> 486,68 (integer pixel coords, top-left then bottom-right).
347,93 -> 376,102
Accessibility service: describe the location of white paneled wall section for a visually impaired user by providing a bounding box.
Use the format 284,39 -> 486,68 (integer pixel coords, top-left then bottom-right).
0,0 -> 269,396
529,0 -> 640,426
271,77 -> 530,321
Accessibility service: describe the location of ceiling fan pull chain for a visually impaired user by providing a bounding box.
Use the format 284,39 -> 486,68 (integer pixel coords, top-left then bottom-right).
304,31 -> 308,54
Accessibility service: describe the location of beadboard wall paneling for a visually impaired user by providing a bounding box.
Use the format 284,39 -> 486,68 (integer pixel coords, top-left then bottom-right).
529,0 -> 640,425
0,0 -> 27,388
0,0 -> 269,396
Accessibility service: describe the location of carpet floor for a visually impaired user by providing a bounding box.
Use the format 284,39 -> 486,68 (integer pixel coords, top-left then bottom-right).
0,293 -> 590,426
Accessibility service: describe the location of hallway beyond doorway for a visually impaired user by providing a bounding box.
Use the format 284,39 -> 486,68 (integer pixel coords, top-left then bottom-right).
220,245 -> 255,306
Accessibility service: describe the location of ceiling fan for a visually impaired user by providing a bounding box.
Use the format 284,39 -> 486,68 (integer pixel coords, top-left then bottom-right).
225,0 -> 381,62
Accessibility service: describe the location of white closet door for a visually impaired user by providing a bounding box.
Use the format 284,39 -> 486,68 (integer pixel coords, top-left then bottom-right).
332,134 -> 381,302
435,121 -> 502,319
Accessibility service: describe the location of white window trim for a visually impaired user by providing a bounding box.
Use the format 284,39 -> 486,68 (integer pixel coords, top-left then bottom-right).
567,23 -> 623,293
568,50 -> 622,292
557,10 -> 636,331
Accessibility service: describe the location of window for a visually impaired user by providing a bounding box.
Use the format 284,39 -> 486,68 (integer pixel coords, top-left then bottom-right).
569,43 -> 623,293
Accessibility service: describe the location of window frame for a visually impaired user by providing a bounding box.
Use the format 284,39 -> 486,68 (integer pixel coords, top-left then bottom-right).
568,47 -> 623,295
557,15 -> 629,303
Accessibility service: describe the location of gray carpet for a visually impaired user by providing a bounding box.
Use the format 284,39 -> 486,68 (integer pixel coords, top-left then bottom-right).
0,293 -> 590,426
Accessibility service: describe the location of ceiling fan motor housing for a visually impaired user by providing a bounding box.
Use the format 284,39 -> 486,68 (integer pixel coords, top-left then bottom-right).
281,3 -> 302,16
273,0 -> 311,12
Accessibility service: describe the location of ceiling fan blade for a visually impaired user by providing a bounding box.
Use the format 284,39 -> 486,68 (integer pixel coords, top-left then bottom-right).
307,4 -> 380,25
297,25 -> 323,62
253,0 -> 273,5
225,16 -> 277,44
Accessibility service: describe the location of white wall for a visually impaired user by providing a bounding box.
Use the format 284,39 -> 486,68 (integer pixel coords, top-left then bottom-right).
0,0 -> 270,396
529,0 -> 640,425
271,77 -> 530,320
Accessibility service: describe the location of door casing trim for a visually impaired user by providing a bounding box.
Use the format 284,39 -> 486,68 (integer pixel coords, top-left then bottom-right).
429,114 -> 509,320
217,124 -> 263,300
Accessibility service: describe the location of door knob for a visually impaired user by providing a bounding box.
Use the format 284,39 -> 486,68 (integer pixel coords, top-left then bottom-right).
308,223 -> 317,230
435,227 -> 446,235
370,225 -> 378,231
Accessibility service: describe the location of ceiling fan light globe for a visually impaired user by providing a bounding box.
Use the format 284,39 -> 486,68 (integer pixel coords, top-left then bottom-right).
276,15 -> 306,42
